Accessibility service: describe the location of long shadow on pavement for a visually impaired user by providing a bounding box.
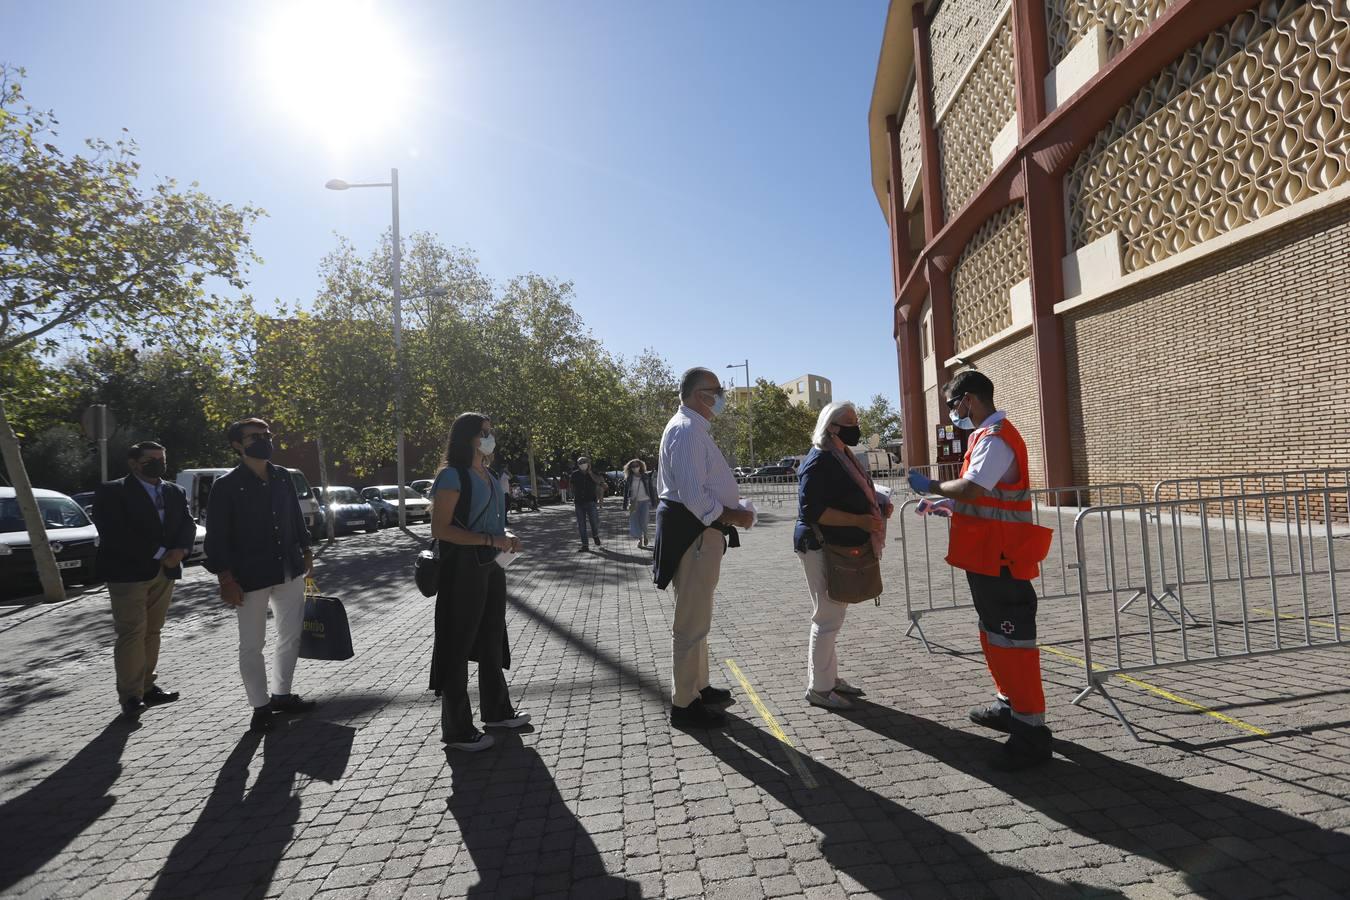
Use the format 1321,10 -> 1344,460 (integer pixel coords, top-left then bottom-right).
445,730 -> 642,898
0,716 -> 139,892
846,698 -> 1350,898
697,712 -> 1121,898
147,717 -> 355,899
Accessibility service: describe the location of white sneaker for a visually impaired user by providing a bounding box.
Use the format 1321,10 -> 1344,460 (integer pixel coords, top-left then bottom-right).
483,713 -> 532,729
805,690 -> 854,710
833,679 -> 865,696
446,732 -> 495,752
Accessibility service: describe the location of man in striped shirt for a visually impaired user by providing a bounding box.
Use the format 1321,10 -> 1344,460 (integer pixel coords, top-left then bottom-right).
654,367 -> 755,729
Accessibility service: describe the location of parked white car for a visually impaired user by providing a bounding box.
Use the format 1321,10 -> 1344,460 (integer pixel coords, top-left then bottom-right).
0,487 -> 102,593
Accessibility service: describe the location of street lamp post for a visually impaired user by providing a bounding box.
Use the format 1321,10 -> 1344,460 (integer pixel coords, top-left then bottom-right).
326,168 -> 409,531
726,360 -> 753,467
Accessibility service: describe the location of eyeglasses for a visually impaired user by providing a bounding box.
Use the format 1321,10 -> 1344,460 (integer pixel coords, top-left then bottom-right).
701,386 -> 725,397
243,431 -> 274,443
944,395 -> 966,411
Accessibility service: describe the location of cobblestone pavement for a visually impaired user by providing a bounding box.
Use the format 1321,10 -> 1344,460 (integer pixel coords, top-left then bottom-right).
1,501 -> 1347,899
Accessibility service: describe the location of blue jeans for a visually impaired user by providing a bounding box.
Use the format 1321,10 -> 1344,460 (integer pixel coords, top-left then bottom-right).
575,501 -> 601,547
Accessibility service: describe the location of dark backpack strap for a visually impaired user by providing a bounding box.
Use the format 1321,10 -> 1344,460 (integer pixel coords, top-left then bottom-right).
453,466 -> 473,530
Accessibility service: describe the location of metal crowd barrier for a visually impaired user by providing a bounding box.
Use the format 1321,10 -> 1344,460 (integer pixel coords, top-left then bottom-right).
734,474 -> 800,506
1131,467 -> 1350,625
1073,484 -> 1350,739
897,481 -> 1147,651
734,462 -> 964,508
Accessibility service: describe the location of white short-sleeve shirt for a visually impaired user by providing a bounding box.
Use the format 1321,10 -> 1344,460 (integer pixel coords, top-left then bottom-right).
963,411 -> 1018,491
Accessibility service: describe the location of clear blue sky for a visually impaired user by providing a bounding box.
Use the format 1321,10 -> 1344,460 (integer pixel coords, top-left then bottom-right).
6,0 -> 898,406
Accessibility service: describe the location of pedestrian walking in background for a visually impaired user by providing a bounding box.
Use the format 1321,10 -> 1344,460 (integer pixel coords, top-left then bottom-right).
908,370 -> 1055,770
654,367 -> 755,729
429,413 -> 529,755
92,440 -> 196,720
204,418 -> 317,735
794,403 -> 892,712
569,455 -> 606,552
623,458 -> 657,550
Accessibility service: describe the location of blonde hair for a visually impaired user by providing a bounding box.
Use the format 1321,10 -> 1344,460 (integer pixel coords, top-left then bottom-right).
811,401 -> 858,449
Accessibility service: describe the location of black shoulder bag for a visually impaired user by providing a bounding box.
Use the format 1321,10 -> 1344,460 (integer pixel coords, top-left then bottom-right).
414,467 -> 488,597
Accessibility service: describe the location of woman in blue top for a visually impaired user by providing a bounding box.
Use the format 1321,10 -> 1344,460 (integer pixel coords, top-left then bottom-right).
429,412 -> 527,754
794,402 -> 892,711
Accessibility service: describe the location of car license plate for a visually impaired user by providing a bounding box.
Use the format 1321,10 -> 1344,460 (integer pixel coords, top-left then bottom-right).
57,560 -> 81,570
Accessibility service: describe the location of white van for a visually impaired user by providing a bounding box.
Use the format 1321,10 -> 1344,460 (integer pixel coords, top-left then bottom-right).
851,447 -> 899,475
177,466 -> 321,534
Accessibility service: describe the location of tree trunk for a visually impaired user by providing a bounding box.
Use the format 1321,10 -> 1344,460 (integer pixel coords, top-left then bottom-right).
0,398 -> 66,603
316,434 -> 335,543
526,432 -> 539,499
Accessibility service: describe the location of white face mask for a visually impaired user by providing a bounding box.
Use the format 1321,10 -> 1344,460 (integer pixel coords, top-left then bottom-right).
478,434 -> 496,456
579,463 -> 589,471
949,408 -> 975,431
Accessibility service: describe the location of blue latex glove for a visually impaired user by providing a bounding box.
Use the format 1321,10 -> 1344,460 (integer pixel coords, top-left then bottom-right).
907,469 -> 934,494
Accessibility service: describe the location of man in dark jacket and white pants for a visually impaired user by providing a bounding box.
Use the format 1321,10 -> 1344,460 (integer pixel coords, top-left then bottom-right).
93,441 -> 196,719
204,417 -> 316,734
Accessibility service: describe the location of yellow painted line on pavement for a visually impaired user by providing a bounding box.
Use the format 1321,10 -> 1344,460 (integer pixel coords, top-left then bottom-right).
725,658 -> 818,789
1253,607 -> 1339,631
1039,644 -> 1270,737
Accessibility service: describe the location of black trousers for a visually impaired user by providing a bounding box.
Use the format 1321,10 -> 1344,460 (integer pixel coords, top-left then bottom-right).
966,566 -> 1038,643
440,550 -> 513,743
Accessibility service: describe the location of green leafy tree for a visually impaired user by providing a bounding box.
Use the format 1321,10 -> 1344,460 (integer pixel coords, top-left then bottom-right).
858,393 -> 903,445
248,311 -> 398,536
0,67 -> 261,355
0,65 -> 261,601
714,379 -> 815,465
624,348 -> 679,462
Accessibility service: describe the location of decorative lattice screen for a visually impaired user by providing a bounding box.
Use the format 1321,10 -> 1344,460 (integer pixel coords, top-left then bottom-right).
1066,0 -> 1350,273
951,203 -> 1029,352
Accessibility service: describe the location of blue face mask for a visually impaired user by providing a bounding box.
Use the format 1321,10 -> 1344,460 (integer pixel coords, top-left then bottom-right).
710,392 -> 726,417
949,408 -> 975,431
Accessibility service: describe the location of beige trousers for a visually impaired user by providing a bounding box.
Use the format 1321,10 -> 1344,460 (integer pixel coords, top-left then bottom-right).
108,571 -> 175,701
671,527 -> 724,707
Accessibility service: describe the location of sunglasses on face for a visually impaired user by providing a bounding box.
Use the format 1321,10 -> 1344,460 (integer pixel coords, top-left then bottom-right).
945,395 -> 966,411
243,431 -> 274,443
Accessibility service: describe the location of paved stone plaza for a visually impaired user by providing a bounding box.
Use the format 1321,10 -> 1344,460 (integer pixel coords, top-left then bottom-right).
1,503 -> 1347,899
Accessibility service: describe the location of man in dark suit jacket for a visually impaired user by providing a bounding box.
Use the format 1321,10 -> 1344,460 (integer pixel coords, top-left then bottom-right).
92,441 -> 196,719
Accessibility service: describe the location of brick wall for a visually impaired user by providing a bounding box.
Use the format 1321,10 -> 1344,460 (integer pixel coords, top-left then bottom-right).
960,334 -> 1046,488
1064,200 -> 1350,489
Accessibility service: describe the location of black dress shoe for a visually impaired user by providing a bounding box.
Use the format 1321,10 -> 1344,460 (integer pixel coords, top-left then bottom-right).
670,699 -> 726,729
249,706 -> 276,734
700,686 -> 733,706
968,702 -> 1013,734
989,724 -> 1053,771
270,694 -> 317,713
121,697 -> 146,718
143,686 -> 180,707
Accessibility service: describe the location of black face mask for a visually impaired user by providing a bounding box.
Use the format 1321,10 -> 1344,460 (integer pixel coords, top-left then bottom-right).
140,458 -> 166,478
244,438 -> 274,460
836,425 -> 862,447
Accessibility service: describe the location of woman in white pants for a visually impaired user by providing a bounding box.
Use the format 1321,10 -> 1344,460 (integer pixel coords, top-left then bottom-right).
793,402 -> 892,710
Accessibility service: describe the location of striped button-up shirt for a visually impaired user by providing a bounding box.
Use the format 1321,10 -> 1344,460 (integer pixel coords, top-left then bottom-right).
657,405 -> 740,527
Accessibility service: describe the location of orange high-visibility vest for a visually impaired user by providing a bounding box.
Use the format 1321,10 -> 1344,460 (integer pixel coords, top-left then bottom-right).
945,417 -> 1054,580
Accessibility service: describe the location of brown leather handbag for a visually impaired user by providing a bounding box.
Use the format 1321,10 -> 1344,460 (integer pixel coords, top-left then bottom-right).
813,526 -> 883,604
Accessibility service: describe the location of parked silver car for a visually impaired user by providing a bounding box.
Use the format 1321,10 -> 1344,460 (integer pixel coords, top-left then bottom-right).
360,485 -> 432,528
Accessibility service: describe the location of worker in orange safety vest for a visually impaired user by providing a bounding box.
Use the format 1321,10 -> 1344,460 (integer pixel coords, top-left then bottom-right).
908,370 -> 1055,770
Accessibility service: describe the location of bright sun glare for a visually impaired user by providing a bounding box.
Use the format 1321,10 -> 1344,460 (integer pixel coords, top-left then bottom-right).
257,0 -> 416,147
